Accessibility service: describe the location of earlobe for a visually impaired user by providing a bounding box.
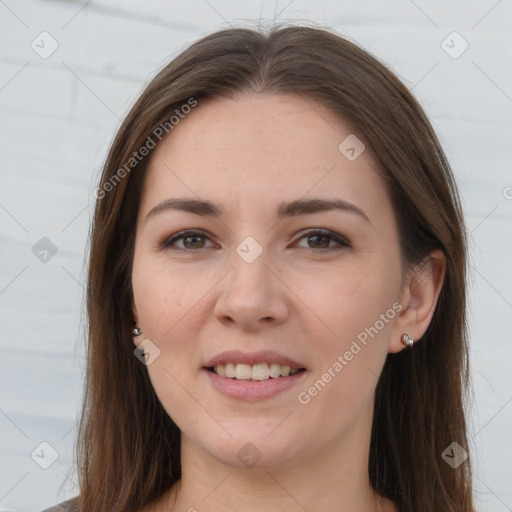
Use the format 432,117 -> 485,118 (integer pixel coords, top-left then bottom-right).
389,249 -> 446,353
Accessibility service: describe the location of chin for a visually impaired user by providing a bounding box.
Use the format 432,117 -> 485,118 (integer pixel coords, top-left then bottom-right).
190,424 -> 309,471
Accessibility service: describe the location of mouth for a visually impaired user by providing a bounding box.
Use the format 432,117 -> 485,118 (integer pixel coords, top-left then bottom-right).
205,363 -> 306,381
202,350 -> 307,401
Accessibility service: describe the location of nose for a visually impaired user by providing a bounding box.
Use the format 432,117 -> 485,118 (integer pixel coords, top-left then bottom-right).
213,248 -> 290,331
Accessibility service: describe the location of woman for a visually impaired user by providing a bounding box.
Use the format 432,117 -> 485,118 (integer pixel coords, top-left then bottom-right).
44,25 -> 474,512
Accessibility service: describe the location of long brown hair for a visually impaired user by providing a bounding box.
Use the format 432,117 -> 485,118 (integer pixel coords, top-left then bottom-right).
76,25 -> 474,512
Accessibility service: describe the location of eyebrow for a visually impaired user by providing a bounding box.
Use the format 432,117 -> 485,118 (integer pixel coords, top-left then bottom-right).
145,197 -> 371,224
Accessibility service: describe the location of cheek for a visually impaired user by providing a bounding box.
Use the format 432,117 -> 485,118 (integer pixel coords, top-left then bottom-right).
294,260 -> 400,405
132,257 -> 210,338
131,260 -> 218,393
292,259 -> 400,342
134,280 -> 178,336
132,265 -> 204,422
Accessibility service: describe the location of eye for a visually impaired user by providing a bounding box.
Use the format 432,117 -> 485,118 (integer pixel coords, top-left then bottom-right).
159,228 -> 350,252
159,230 -> 216,250
294,229 -> 350,250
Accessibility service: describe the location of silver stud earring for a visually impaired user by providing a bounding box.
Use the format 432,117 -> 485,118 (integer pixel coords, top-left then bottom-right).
132,326 -> 143,337
400,333 -> 414,347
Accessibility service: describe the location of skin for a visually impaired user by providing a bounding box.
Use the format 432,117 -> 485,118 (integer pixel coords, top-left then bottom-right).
131,93 -> 446,512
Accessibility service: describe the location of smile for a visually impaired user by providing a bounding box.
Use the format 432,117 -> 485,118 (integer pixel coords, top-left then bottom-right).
203,350 -> 307,400
209,363 -> 304,380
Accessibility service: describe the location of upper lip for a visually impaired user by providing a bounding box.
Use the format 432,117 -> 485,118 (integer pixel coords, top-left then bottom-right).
203,350 -> 306,370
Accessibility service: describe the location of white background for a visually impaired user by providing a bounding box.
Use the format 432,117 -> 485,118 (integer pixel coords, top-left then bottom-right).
0,1 -> 511,511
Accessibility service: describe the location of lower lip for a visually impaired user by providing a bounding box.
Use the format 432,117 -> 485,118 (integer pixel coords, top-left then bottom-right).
204,368 -> 307,402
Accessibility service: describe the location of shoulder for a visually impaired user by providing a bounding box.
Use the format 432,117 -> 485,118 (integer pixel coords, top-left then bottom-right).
41,497 -> 79,512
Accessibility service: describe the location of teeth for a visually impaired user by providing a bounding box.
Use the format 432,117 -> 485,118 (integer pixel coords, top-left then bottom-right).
235,364 -> 252,380
269,363 -> 281,378
225,363 -> 236,378
252,363 -> 269,381
212,363 -> 301,380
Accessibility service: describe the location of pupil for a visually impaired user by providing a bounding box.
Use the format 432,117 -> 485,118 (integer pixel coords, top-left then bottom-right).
185,236 -> 203,248
310,235 -> 328,248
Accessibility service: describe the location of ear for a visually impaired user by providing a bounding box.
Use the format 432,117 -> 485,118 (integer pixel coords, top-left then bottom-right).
131,295 -> 139,324
131,299 -> 141,347
389,249 -> 446,353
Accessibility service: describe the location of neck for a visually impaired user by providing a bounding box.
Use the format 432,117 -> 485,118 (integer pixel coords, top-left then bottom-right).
154,400 -> 396,512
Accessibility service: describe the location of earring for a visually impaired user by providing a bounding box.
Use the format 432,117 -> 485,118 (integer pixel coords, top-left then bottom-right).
132,326 -> 143,336
400,333 -> 414,347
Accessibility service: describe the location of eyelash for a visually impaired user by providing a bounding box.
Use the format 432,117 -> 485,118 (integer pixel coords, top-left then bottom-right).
159,229 -> 351,252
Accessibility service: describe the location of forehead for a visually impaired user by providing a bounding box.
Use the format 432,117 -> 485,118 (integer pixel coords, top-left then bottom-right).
140,93 -> 390,220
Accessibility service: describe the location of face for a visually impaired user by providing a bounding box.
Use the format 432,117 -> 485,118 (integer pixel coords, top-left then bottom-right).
131,93 -> 406,469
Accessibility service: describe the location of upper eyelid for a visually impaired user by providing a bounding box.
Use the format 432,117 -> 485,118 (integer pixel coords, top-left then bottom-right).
161,228 -> 350,249
294,228 -> 349,243
161,229 -> 217,248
